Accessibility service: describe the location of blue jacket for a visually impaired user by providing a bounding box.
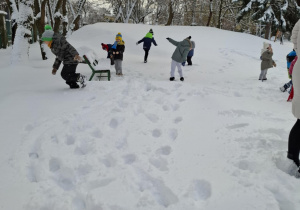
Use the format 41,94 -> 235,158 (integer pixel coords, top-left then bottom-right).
287,50 -> 297,68
138,37 -> 157,50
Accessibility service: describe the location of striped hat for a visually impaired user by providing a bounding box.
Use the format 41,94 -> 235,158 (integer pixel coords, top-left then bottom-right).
41,30 -> 54,41
115,32 -> 122,41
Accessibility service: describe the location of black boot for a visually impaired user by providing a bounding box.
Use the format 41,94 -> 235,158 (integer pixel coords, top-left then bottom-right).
170,77 -> 175,81
180,77 -> 184,81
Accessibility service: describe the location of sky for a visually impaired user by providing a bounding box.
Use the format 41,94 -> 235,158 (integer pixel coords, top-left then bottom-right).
0,23 -> 300,210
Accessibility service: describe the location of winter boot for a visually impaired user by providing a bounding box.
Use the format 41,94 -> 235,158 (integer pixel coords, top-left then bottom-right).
144,60 -> 147,63
170,77 -> 175,81
180,77 -> 184,81
69,82 -> 80,89
280,84 -> 289,92
78,74 -> 86,88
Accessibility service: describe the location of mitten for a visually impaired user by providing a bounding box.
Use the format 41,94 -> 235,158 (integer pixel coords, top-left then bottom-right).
52,69 -> 57,75
166,37 -> 170,40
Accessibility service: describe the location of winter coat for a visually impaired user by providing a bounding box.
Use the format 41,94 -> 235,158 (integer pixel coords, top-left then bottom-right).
105,44 -> 112,58
51,33 -> 79,70
168,38 -> 193,63
291,19 -> 300,118
138,33 -> 157,50
260,50 -> 274,70
111,41 -> 125,60
287,50 -> 297,69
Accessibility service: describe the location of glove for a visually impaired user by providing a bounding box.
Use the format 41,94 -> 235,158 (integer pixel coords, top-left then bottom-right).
136,42 -> 138,45
166,37 -> 170,40
52,68 -> 57,75
74,55 -> 82,62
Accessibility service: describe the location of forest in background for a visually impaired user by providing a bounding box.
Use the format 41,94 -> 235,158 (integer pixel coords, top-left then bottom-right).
0,0 -> 300,62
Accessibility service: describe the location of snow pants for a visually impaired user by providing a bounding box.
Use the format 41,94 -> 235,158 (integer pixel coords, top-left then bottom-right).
170,59 -> 183,78
115,59 -> 123,75
144,49 -> 149,62
187,56 -> 192,65
288,119 -> 300,167
259,69 -> 268,80
61,64 -> 79,87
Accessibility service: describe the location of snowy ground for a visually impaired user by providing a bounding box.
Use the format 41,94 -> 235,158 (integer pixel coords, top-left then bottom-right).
1,23 -> 300,210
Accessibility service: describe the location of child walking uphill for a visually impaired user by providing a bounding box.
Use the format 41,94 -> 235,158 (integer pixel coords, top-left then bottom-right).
167,36 -> 194,81
136,29 -> 157,63
259,42 -> 276,81
111,33 -> 125,76
41,25 -> 86,89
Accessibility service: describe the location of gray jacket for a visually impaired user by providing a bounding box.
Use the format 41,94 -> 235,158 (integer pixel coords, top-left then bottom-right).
51,33 -> 79,69
168,38 -> 193,63
261,51 -> 274,70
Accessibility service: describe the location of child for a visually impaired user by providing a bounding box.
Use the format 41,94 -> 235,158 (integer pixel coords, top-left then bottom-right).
280,50 -> 297,92
136,29 -> 157,63
101,43 -> 114,65
182,40 -> 195,66
260,42 -> 276,81
167,36 -> 194,81
111,33 -> 125,76
41,25 -> 86,88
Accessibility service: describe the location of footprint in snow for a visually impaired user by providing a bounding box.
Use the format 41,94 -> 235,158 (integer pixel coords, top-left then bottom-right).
49,158 -> 61,172
174,117 -> 183,124
123,154 -> 137,164
145,113 -> 159,123
156,146 -> 172,156
109,118 -> 119,129
65,135 -> 76,145
185,180 -> 212,201
152,129 -> 162,138
169,129 -> 178,141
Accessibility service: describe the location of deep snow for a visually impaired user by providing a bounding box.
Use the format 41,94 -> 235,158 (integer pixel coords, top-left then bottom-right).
0,23 -> 300,210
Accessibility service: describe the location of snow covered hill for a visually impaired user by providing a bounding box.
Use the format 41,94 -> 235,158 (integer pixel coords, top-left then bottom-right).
0,23 -> 300,210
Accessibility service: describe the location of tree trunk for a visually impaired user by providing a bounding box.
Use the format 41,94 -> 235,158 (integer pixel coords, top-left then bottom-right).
47,0 -> 54,27
53,0 -> 63,33
62,0 -> 68,36
165,0 -> 173,26
206,0 -> 213,26
34,0 -> 48,60
217,0 -> 223,29
265,22 -> 271,40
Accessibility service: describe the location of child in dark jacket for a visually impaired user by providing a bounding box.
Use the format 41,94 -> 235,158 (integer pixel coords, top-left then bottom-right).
111,33 -> 125,76
101,43 -> 114,65
136,29 -> 157,63
41,25 -> 86,88
182,40 -> 195,66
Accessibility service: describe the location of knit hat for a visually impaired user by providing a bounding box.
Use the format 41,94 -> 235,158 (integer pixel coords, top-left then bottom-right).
261,42 -> 271,55
149,29 -> 153,35
45,24 -> 52,31
101,43 -> 109,51
263,42 -> 270,50
41,30 -> 54,41
116,32 -> 122,41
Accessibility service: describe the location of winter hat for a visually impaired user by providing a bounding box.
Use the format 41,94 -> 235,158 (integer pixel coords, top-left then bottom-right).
261,42 -> 270,55
263,42 -> 270,50
149,29 -> 154,35
44,24 -> 52,30
116,32 -> 122,41
101,43 -> 109,51
41,29 -> 54,41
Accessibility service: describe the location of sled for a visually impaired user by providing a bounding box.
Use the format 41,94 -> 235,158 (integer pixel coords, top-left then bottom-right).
83,55 -> 111,81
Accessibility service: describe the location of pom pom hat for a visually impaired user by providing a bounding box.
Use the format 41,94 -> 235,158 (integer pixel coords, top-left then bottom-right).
116,32 -> 122,41
41,29 -> 54,41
